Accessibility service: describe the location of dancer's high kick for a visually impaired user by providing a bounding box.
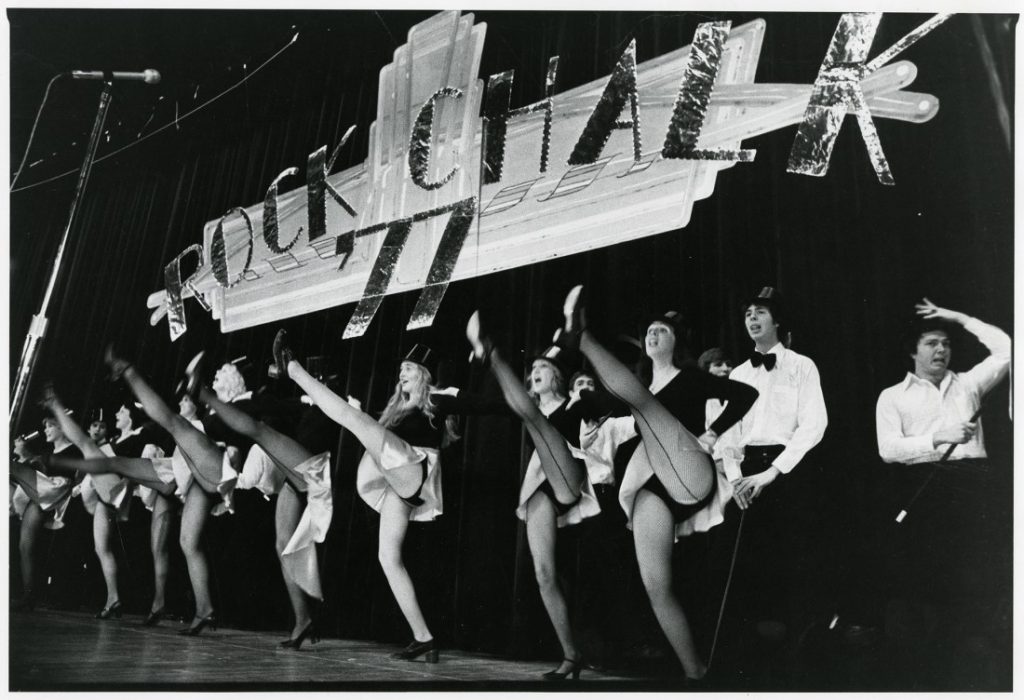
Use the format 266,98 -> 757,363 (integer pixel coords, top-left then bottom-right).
40,388 -> 131,619
272,330 -> 502,662
558,286 -> 758,681
466,311 -> 603,680
273,332 -> 450,660
45,348 -> 235,634
183,353 -> 332,649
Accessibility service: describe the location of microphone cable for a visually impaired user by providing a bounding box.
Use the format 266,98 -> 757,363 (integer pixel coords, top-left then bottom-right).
9,72 -> 66,191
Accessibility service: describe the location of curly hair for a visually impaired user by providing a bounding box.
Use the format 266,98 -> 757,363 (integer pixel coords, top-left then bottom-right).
213,362 -> 247,402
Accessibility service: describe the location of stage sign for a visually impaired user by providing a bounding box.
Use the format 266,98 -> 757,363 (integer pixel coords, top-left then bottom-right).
148,11 -> 944,339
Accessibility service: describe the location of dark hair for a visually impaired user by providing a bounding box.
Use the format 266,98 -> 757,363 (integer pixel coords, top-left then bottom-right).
742,300 -> 784,329
637,318 -> 695,385
901,318 -> 957,357
119,402 -> 148,428
569,370 -> 595,389
697,347 -> 728,372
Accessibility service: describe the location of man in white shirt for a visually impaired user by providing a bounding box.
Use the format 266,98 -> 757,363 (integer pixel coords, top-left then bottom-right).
874,298 -> 1010,688
713,286 -> 827,685
876,298 -> 1010,465
719,289 -> 827,503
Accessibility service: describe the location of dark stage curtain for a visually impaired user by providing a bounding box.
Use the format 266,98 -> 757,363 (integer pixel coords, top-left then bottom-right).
9,10 -> 1014,672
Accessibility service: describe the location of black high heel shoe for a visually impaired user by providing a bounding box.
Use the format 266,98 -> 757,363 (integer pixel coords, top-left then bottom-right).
142,607 -> 167,627
96,601 -> 122,620
559,285 -> 586,350
391,638 -> 439,663
176,351 -> 206,402
268,329 -> 297,379
104,344 -> 132,382
543,657 -> 583,680
280,621 -> 320,650
178,612 -> 217,636
465,311 -> 494,367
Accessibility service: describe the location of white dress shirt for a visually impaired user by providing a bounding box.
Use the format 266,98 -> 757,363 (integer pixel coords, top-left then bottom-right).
876,317 -> 1010,464
705,399 -> 726,431
574,415 -> 637,486
717,343 -> 828,481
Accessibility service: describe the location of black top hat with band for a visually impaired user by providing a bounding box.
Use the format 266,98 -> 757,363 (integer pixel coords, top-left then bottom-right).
402,344 -> 439,379
741,286 -> 785,324
529,341 -> 578,378
643,310 -> 686,334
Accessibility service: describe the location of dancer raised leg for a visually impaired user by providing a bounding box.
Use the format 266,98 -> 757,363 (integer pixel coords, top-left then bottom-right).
190,360 -> 324,646
275,331 -> 446,659
556,286 -> 758,680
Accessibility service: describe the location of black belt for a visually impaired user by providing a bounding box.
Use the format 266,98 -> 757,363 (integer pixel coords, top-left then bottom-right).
740,444 -> 785,477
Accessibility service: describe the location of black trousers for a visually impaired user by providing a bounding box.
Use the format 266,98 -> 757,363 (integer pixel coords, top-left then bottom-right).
883,459 -> 1011,632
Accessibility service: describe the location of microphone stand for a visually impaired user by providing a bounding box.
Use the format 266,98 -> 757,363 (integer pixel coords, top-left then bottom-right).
10,80 -> 114,434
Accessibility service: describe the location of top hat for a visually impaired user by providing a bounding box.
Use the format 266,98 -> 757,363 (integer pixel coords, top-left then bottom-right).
402,344 -> 439,379
87,407 -> 109,427
742,286 -> 783,309
529,342 -> 578,378
305,355 -> 336,382
643,310 -> 686,334
741,286 -> 785,323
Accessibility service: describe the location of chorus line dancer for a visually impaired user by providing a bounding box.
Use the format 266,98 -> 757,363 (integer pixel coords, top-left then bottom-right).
274,333 -> 500,662
40,391 -> 183,623
47,348 -> 236,634
559,287 -> 758,682
467,312 -> 611,680
182,353 -> 333,649
11,417 -> 83,611
41,388 -> 131,619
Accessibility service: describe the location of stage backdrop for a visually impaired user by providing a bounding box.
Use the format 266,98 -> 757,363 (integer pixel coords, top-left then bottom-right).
9,10 -> 1014,661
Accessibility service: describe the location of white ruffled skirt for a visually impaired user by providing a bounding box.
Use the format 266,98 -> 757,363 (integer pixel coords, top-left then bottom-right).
11,471 -> 75,530
356,433 -> 442,522
142,447 -> 237,516
516,449 -> 600,528
618,442 -> 733,542
80,474 -> 132,521
280,452 -> 333,600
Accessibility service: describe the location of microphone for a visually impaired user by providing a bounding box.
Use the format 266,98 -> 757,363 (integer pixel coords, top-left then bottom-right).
18,409 -> 75,442
70,69 -> 161,85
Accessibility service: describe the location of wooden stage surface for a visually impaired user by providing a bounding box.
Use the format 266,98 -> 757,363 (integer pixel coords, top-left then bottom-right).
10,610 -> 656,691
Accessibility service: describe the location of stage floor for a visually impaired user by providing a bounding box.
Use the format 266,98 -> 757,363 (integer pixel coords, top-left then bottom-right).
10,610 -> 645,690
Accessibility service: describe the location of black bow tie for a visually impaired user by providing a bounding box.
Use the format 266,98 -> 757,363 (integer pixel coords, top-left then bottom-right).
751,352 -> 777,371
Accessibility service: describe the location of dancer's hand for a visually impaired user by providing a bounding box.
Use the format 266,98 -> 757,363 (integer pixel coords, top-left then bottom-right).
915,298 -> 968,325
697,430 -> 718,453
731,467 -> 779,509
13,437 -> 32,461
40,382 -> 59,410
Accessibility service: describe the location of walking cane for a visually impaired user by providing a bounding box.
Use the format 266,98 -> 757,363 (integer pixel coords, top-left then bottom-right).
707,509 -> 745,670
